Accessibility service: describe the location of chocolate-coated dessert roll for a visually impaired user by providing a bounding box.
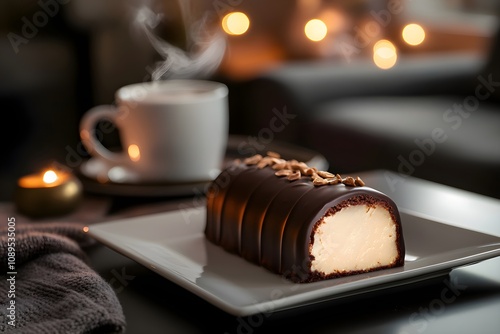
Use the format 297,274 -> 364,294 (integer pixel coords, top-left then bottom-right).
205,153 -> 405,283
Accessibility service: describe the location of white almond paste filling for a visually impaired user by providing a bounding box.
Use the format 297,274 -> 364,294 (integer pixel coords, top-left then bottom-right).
310,204 -> 398,274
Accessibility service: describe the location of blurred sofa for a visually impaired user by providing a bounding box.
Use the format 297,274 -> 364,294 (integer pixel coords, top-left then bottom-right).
227,28 -> 500,199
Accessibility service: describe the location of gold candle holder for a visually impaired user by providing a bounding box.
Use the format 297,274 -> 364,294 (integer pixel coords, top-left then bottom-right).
14,168 -> 83,218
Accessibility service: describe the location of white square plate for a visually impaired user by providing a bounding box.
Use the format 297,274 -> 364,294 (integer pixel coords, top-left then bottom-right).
87,207 -> 500,316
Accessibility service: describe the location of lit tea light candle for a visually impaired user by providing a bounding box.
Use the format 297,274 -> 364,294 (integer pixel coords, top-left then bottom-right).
14,168 -> 83,218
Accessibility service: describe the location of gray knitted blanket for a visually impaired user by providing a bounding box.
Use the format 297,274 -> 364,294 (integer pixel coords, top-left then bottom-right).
0,220 -> 126,333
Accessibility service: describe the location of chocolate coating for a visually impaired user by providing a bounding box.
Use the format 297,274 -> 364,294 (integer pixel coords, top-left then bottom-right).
205,160 -> 405,283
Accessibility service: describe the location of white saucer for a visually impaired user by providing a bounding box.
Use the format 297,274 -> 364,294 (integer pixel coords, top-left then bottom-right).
80,157 -> 144,184
77,136 -> 329,197
78,158 -> 212,197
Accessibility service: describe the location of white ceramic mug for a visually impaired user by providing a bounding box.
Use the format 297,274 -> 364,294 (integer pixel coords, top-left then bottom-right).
80,79 -> 229,183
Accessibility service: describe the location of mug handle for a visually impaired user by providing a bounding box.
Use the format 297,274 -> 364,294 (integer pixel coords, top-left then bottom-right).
80,105 -> 129,166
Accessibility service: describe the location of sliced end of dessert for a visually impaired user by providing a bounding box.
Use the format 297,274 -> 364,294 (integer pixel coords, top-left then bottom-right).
309,199 -> 403,279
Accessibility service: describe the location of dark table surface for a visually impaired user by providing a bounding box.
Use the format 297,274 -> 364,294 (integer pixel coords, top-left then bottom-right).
2,169 -> 500,334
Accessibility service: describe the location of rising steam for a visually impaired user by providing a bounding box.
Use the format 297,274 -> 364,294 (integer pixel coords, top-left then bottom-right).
134,2 -> 226,80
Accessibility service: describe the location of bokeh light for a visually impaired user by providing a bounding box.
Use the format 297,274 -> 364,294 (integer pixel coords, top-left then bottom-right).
222,12 -> 250,36
402,23 -> 426,46
373,39 -> 398,70
128,144 -> 141,162
305,19 -> 328,42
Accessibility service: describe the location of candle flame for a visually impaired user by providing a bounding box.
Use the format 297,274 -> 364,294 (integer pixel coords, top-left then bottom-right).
43,170 -> 58,184
83,226 -> 89,233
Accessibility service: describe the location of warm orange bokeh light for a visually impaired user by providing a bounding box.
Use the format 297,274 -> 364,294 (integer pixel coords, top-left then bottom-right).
128,144 -> 141,162
222,12 -> 250,36
402,23 -> 426,46
305,19 -> 328,42
373,39 -> 398,70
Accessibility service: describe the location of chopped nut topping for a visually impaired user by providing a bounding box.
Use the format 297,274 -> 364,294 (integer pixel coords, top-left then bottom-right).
355,176 -> 365,187
243,153 -> 364,187
275,169 -> 292,177
326,177 -> 341,185
342,176 -> 356,187
287,171 -> 301,181
313,177 -> 328,186
290,161 -> 307,170
272,162 -> 288,170
257,157 -> 274,169
304,167 -> 318,176
244,154 -> 263,165
271,157 -> 285,165
267,151 -> 281,159
318,171 -> 335,178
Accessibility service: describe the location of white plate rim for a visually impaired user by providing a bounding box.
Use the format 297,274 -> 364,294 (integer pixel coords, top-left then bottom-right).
87,207 -> 500,316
